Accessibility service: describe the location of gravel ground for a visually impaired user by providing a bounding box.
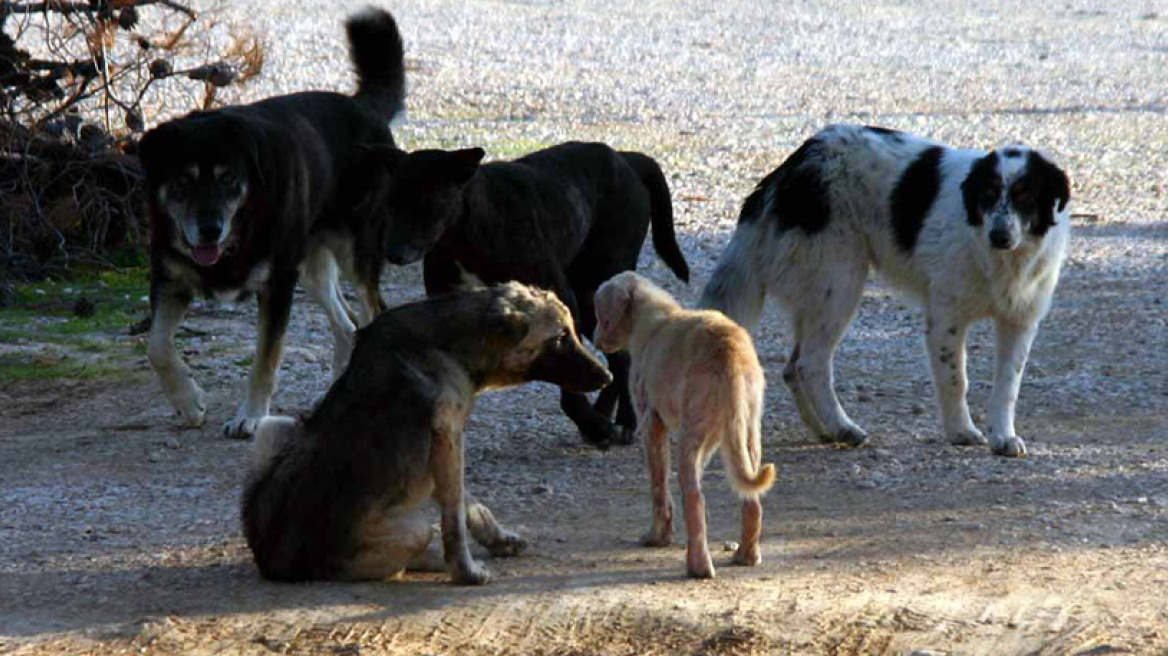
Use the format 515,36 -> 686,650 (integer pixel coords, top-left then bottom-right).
2,1 -> 1168,654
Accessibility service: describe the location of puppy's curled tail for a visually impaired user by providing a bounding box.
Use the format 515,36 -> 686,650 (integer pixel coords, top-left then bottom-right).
346,7 -> 406,121
698,218 -> 767,333
620,151 -> 690,283
722,374 -> 776,497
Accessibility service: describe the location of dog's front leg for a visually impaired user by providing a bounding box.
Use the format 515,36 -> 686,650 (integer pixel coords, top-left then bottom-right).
987,320 -> 1037,458
924,312 -> 986,447
431,397 -> 489,585
224,275 -> 295,439
147,286 -> 205,426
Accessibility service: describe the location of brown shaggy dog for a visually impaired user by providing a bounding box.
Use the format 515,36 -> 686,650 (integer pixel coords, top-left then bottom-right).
594,272 -> 776,578
242,282 -> 612,584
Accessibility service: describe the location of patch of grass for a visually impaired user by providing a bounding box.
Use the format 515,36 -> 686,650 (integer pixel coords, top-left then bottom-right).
0,352 -> 123,381
0,267 -> 150,338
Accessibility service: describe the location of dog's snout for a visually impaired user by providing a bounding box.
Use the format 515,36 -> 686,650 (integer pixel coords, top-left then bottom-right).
198,222 -> 222,244
989,229 -> 1013,250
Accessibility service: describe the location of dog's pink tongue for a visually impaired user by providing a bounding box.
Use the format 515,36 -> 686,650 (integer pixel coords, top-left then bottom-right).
190,245 -> 221,266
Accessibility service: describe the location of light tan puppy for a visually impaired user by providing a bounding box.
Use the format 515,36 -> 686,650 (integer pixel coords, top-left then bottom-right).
594,271 -> 776,578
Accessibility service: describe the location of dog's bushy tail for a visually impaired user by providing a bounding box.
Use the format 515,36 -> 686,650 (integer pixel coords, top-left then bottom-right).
698,219 -> 767,332
346,7 -> 406,121
620,151 -> 690,283
722,373 -> 776,498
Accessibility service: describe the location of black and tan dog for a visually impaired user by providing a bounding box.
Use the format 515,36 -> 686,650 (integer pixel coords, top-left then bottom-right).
364,141 -> 690,449
242,282 -> 612,584
140,8 -> 405,438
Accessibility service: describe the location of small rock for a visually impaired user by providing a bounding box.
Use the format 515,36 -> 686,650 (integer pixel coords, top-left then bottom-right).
72,296 -> 95,317
909,650 -> 948,656
723,540 -> 739,552
163,437 -> 180,450
911,403 -> 927,415
147,451 -> 162,463
531,483 -> 553,495
856,480 -> 879,490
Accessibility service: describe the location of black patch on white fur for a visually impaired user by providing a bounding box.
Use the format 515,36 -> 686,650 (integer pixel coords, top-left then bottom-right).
1024,151 -> 1070,236
960,152 -> 1001,227
740,137 -> 830,234
890,146 -> 943,252
1002,147 -> 1023,159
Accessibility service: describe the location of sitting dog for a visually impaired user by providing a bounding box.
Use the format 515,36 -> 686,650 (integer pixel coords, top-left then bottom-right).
594,272 -> 776,579
139,8 -> 406,438
701,124 -> 1071,457
363,141 -> 691,449
242,282 -> 613,584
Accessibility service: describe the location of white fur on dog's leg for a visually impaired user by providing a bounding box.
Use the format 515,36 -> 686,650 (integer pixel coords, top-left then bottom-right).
993,435 -> 1028,458
172,378 -> 207,427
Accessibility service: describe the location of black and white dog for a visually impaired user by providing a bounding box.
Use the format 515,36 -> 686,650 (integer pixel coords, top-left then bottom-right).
139,8 -> 405,438
701,124 -> 1070,457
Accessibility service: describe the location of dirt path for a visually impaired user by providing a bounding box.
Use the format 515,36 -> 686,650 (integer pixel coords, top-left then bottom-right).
4,0 -> 1168,653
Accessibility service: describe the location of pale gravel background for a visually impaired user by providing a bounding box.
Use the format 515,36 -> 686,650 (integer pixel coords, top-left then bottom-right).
2,1 -> 1168,654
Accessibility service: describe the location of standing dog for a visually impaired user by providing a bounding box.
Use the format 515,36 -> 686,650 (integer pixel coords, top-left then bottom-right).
594,272 -> 776,579
701,124 -> 1071,457
242,282 -> 613,584
140,8 -> 405,438
365,141 -> 691,449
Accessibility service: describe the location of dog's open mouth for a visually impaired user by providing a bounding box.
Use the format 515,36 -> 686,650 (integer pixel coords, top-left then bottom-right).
190,244 -> 223,267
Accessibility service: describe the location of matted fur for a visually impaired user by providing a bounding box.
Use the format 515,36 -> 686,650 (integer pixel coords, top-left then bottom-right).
700,124 -> 1071,457
242,282 -> 612,584
595,272 -> 775,579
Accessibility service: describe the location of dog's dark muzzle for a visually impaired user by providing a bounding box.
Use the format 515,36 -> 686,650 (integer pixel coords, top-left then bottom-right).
989,229 -> 1014,250
385,243 -> 424,266
529,342 -> 613,393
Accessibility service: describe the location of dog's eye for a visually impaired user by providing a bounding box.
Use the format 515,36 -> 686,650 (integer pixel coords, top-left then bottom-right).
216,171 -> 238,187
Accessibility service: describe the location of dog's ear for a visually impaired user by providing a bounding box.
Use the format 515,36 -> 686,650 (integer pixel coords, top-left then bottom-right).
1026,151 -> 1070,234
359,143 -> 407,173
486,297 -> 530,346
960,152 -> 1000,227
595,277 -> 634,347
446,147 -> 485,184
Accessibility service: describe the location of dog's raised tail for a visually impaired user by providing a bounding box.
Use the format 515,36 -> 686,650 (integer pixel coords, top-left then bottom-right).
698,218 -> 767,332
722,375 -> 776,497
346,7 -> 406,121
620,151 -> 690,283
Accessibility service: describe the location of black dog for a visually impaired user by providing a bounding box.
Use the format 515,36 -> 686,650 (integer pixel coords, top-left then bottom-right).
366,141 -> 690,448
242,282 -> 613,584
139,8 -> 405,438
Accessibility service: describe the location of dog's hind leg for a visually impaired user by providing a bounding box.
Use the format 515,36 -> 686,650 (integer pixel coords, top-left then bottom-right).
342,506 -> 436,581
224,274 -> 296,439
303,246 -> 358,378
782,344 -> 830,439
639,411 -> 674,547
148,285 -> 205,426
785,256 -> 869,447
679,429 -> 715,578
986,319 -> 1037,458
465,497 -> 528,557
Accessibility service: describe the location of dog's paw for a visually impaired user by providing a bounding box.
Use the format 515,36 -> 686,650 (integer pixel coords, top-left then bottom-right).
731,543 -> 761,567
451,559 -> 491,586
223,414 -> 266,440
992,436 -> 1028,458
949,429 -> 989,447
613,426 -> 637,446
640,530 -> 673,547
686,546 -> 715,579
171,379 -> 207,427
486,531 -> 528,558
831,426 -> 869,448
